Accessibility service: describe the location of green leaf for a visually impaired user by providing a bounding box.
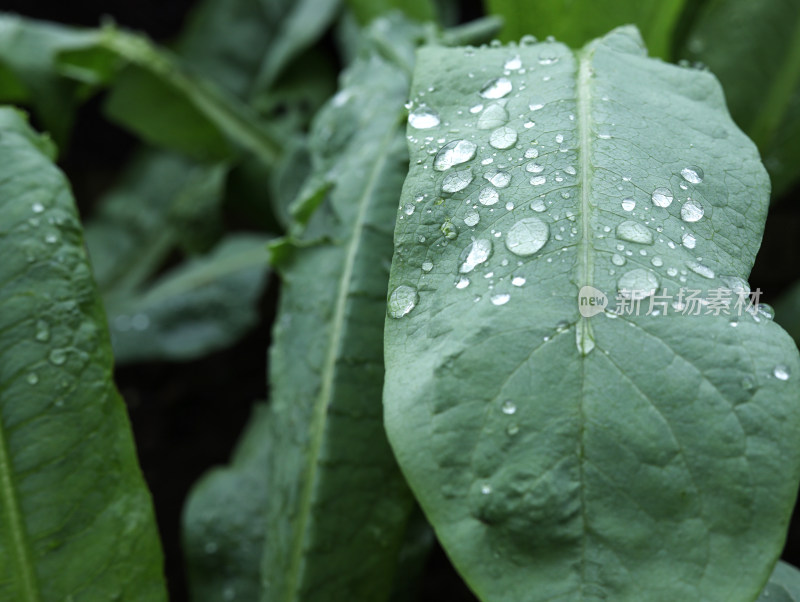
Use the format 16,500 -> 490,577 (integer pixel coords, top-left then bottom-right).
105,234 -> 271,364
183,403 -> 272,602
484,0 -> 685,59
260,15 -> 423,602
0,107 -> 166,600
679,0 -> 800,197
346,0 -> 436,26
384,28 -> 800,601
757,562 -> 800,601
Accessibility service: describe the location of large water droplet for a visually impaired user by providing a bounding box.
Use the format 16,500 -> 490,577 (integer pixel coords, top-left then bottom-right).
491,293 -> 510,306
530,198 -> 546,212
680,166 -> 704,184
434,140 -> 477,171
484,169 -> 511,188
388,285 -> 418,318
616,220 -> 653,245
478,104 -> 509,129
682,232 -> 696,249
456,276 -> 470,289
480,77 -> 512,99
489,126 -> 518,149
681,200 -> 704,222
505,217 -> 549,256
408,106 -> 440,129
651,187 -> 673,207
459,239 -> 493,273
618,269 -> 659,300
774,365 -> 790,381
442,169 -> 474,193
479,187 -> 499,206
621,198 -> 635,211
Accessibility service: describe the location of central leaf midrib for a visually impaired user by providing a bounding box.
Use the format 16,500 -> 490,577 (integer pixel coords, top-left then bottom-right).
0,412 -> 40,601
282,121 -> 400,600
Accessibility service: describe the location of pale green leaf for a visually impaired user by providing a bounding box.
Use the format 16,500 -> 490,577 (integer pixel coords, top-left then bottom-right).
384,28 -> 800,602
757,562 -> 800,602
0,107 -> 166,600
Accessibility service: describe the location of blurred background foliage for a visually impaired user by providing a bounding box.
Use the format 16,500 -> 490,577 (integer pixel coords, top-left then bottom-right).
0,0 -> 799,599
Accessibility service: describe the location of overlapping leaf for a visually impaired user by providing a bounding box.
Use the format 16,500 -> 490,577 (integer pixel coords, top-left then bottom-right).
384,28 -> 800,601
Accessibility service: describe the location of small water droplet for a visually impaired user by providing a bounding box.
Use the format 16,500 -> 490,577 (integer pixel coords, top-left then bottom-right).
681,200 -> 704,222
616,220 -> 653,245
525,162 -> 544,173
45,233 -> 58,244
528,102 -> 544,111
530,175 -> 546,186
442,169 -> 474,193
621,198 -> 635,211
651,187 -> 673,207
491,293 -> 511,306
611,253 -> 626,266
35,320 -> 50,342
618,269 -> 659,300
434,140 -> 477,171
481,483 -> 493,494
464,209 -> 480,227
504,55 -> 522,70
686,261 -> 715,279
680,166 -> 704,184
505,201 -> 514,211
480,77 -> 512,99
49,348 -> 67,365
501,400 -> 517,414
469,104 -> 483,114
456,276 -> 470,289
27,372 -> 38,385
564,165 -> 577,176
403,203 -> 415,215
507,423 -> 519,435
524,147 -> 539,159
441,220 -> 458,240
478,104 -> 510,129
484,169 -> 511,188
479,187 -> 499,206
530,198 -> 546,212
651,256 -> 663,267
489,126 -> 518,149
682,232 -> 697,249
774,365 -> 790,381
408,106 -> 440,129
511,276 -> 526,286
555,134 -> 564,144
505,217 -> 549,256
388,286 -> 418,318
459,239 -> 493,273
32,202 -> 44,213
757,304 -> 775,321
421,261 -> 433,272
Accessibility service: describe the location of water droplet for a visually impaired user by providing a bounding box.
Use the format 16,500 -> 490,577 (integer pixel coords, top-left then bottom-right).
456,276 -> 470,289
421,261 -> 433,272
530,198 -> 546,212
491,293 -> 510,306
479,187 -> 499,206
720,275 -> 750,296
504,55 -> 522,70
757,304 -> 775,321
611,253 -> 626,266
774,365 -> 790,381
529,102 -> 544,111
538,51 -> 559,65
464,210 -> 480,227
555,134 -> 564,144
651,256 -> 663,267
618,269 -> 659,300
484,169 -> 511,188
403,203 -> 415,215
131,313 -> 150,331
651,187 -> 673,207
45,233 -> 58,244
564,166 -> 577,176
388,285 -> 418,318
621,198 -> 635,211
682,232 -> 696,249
32,202 -> 44,213
441,220 -> 458,240
26,372 -> 38,385
480,77 -> 512,99
478,104 -> 509,129
616,220 -> 653,245
505,201 -> 514,211
442,169 -> 474,193
680,166 -> 704,184
408,106 -> 440,129
525,162 -> 544,173
667,267 -> 678,277
459,239 -> 492,273
505,217 -> 549,256
434,140 -> 477,171
512,276 -> 526,286
489,126 -> 518,149
501,400 -> 517,414
35,320 -> 50,342
686,261 -> 714,279
469,103 -> 483,114
681,200 -> 704,222
524,147 -> 539,159
530,175 -> 546,186
481,483 -> 493,494
49,348 -> 67,365
507,423 -> 519,435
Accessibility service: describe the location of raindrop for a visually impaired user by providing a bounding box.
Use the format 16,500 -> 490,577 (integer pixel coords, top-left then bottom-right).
442,169 -> 474,193
611,253 -> 626,266
686,261 -> 715,279
479,187 -> 500,206
512,276 -> 526,286
524,148 -> 539,159
616,220 -> 653,245
651,256 -> 663,267
682,232 -> 697,249
505,201 -> 514,211
49,348 -> 67,366
621,198 -> 635,211
529,102 -> 544,111
434,140 -> 477,171
27,372 -> 38,385
470,104 -> 483,114
478,104 -> 510,129
564,166 -> 577,176
489,126 -> 518,149
408,106 -> 440,129
505,217 -> 549,256
757,304 -> 775,321
680,166 -> 704,184
459,239 -> 493,273
501,400 -> 517,414
525,162 -> 544,173
774,365 -> 790,381
441,220 -> 458,240
481,483 -> 493,494
421,261 -> 433,272
464,210 -> 480,227
651,187 -> 673,207
507,423 -> 519,436
555,134 -> 564,144
388,285 -> 418,318
32,202 -> 44,213
618,269 -> 659,300
480,77 -> 512,99
45,233 -> 58,244
530,198 -> 546,212
530,175 -> 546,186
504,55 -> 522,70
35,320 -> 50,342
456,276 -> 470,289
538,51 -> 558,65
403,203 -> 415,215
491,293 -> 511,306
484,169 -> 511,188
681,200 -> 704,222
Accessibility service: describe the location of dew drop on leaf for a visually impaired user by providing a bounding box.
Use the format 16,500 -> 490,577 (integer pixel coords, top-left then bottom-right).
525,162 -> 544,173
421,261 -> 433,273
682,232 -> 697,249
464,209 -> 480,227
501,400 -> 517,414
489,126 -> 518,149
479,187 -> 500,206
478,104 -> 510,129
512,276 -> 526,286
434,140 -> 477,171
408,106 -> 440,129
388,285 -> 418,318
484,169 -> 511,188
774,365 -> 790,380
616,220 -> 654,245
459,239 -> 493,273
504,55 -> 522,70
651,187 -> 673,207
622,198 -> 635,211
530,198 -> 546,212
618,268 -> 659,300
442,169 -> 474,193
480,77 -> 512,99
681,200 -> 704,222
505,217 -> 549,256
456,276 -> 470,289
681,166 -> 704,183
686,261 -> 715,279
491,293 -> 510,306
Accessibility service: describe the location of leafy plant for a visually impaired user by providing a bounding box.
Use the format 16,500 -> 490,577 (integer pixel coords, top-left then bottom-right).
0,1 -> 799,601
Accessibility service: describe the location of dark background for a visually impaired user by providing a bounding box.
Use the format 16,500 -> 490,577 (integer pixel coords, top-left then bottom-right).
2,1 -> 799,600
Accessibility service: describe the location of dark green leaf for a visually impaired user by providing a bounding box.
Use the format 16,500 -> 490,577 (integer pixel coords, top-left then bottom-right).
346,0 -> 436,26
384,28 -> 800,601
0,107 -> 166,600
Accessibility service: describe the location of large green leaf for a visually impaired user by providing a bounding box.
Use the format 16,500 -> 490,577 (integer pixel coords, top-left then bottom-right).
679,0 -> 800,197
384,28 -> 800,601
757,562 -> 800,601
0,108 -> 166,600
484,0 -> 685,59
259,15 -> 422,602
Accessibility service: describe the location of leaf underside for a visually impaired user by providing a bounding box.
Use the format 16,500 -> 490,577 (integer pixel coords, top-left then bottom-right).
384,28 -> 800,602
